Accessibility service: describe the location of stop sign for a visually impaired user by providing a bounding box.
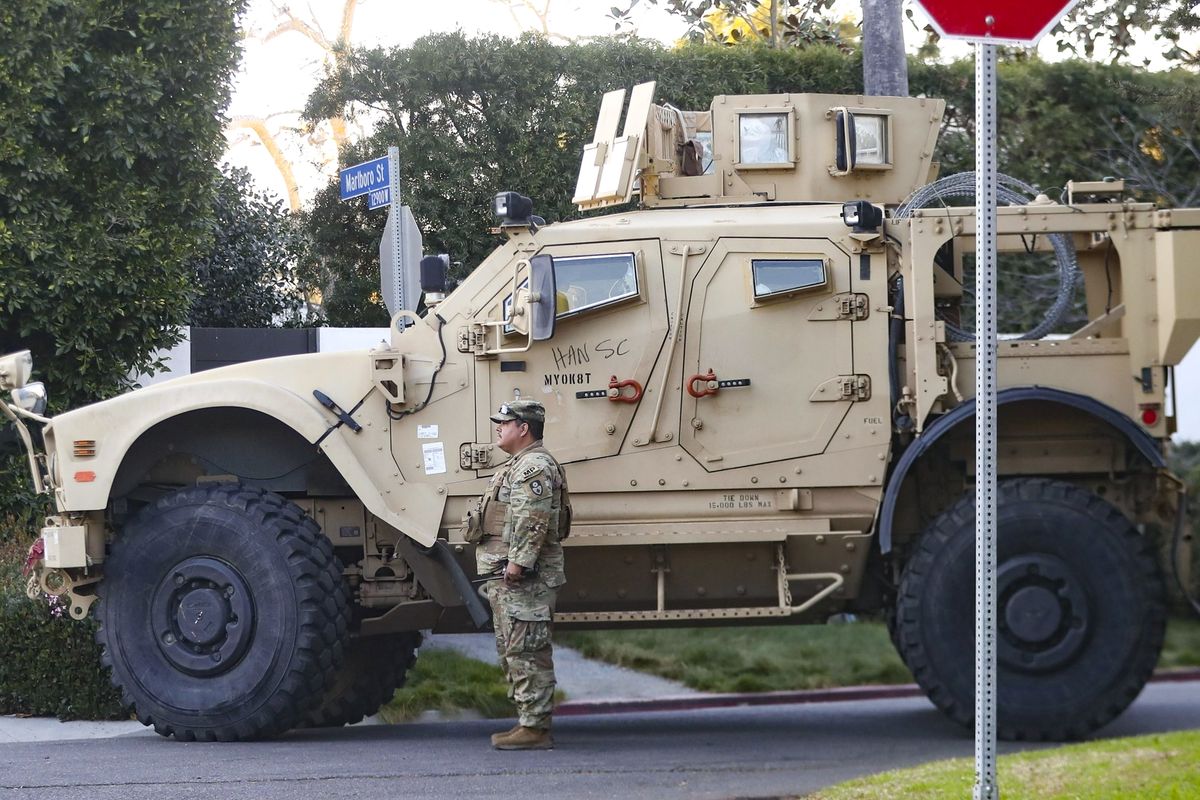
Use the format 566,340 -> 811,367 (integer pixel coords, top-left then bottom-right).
914,0 -> 1080,44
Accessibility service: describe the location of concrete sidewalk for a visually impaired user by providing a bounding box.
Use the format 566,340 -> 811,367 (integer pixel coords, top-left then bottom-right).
422,632 -> 702,703
0,715 -> 148,743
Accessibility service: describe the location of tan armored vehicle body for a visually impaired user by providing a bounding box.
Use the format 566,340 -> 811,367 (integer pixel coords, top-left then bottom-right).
5,83 -> 1198,742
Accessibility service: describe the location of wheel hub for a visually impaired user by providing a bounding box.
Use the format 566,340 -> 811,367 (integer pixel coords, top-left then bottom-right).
153,556 -> 253,676
997,553 -> 1090,673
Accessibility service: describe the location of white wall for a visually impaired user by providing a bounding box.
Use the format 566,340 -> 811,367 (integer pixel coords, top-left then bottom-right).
133,328 -> 192,388
1173,347 -> 1200,442
317,327 -> 390,353
130,327 -> 390,387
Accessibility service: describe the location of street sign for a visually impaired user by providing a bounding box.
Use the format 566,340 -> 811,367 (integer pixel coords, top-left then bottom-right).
339,155 -> 389,201
914,0 -> 1079,44
379,204 -> 422,315
367,187 -> 391,210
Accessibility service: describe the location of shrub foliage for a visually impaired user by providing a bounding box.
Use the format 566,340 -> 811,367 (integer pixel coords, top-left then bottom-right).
0,0 -> 243,719
0,0 -> 244,411
0,537 -> 124,719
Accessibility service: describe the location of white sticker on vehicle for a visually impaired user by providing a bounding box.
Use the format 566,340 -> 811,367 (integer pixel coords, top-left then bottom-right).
417,424 -> 439,439
422,442 -> 447,475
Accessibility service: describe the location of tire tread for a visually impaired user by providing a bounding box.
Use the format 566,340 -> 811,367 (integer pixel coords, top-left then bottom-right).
94,484 -> 351,741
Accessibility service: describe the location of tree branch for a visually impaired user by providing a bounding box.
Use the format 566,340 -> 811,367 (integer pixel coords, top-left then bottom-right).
228,116 -> 302,211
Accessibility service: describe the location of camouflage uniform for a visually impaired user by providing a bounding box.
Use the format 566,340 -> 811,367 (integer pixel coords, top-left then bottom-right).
475,421 -> 567,731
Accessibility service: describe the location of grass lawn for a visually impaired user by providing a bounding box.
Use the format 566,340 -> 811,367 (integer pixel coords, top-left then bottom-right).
379,647 -> 568,722
801,729 -> 1200,799
1161,615 -> 1200,669
557,622 -> 912,692
558,616 -> 1200,694
378,648 -> 513,723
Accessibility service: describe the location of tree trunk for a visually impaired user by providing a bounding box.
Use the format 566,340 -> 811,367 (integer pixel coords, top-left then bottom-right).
862,0 -> 908,97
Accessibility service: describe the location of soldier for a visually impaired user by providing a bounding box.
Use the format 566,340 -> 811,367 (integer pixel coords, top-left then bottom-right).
474,399 -> 569,750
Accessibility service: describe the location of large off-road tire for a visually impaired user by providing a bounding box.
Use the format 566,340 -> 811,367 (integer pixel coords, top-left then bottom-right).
895,478 -> 1166,741
304,632 -> 421,727
95,484 -> 351,741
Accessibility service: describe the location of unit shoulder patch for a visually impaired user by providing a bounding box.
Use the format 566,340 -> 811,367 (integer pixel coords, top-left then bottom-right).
513,455 -> 553,485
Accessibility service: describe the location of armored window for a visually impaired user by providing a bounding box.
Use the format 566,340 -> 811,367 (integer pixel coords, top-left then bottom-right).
752,259 -> 827,299
852,113 -> 889,167
735,111 -> 794,168
692,131 -> 715,175
553,252 -> 639,317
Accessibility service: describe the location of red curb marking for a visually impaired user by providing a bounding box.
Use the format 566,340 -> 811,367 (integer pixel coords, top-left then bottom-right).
555,668 -> 1200,717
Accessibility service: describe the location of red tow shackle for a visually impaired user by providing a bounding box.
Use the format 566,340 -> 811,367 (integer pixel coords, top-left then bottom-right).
607,375 -> 643,403
687,369 -> 720,398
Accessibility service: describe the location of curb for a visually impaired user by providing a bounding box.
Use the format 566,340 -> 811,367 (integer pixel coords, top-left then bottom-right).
555,667 -> 1200,718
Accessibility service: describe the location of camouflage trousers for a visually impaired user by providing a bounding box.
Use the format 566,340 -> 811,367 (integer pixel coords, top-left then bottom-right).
483,577 -> 558,730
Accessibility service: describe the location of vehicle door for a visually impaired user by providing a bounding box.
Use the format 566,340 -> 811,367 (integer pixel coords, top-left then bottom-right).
474,240 -> 669,466
680,237 -> 857,470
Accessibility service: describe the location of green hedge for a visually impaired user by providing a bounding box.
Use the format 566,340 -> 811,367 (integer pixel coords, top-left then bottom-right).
0,454 -> 49,544
0,534 -> 124,720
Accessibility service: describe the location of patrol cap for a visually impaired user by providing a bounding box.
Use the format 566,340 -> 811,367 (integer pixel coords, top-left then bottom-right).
490,399 -> 545,424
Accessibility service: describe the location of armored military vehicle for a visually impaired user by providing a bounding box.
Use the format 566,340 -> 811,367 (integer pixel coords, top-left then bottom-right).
5,81 -> 1198,742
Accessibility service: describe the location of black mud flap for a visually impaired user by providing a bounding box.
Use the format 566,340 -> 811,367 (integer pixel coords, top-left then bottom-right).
396,537 -> 491,629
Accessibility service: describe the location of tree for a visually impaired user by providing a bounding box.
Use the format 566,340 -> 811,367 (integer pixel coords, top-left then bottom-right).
618,0 -> 1200,102
1056,0 -> 1198,67
908,57 -> 1199,335
1098,74 -> 1200,207
0,0 -> 245,410
297,175 -> 393,328
229,0 -> 362,211
862,0 -> 907,96
186,166 -> 307,328
609,0 -> 901,95
609,1 -> 849,49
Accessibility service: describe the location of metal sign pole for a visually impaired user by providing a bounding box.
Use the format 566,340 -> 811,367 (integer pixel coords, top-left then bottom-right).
387,146 -> 404,311
974,40 -> 999,800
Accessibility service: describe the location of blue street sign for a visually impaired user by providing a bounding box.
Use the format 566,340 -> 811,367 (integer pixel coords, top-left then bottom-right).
367,186 -> 391,210
339,156 -> 389,201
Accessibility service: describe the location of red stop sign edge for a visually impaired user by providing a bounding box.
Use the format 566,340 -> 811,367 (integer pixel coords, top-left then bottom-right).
914,0 -> 1081,45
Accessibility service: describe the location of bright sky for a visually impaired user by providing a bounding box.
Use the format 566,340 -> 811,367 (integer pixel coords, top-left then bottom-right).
223,0 -> 1200,440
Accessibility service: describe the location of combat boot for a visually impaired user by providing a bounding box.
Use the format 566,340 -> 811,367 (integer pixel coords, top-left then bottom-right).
489,724 -> 523,746
492,725 -> 554,750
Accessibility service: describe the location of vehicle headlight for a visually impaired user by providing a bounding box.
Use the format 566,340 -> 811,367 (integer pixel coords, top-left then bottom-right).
11,382 -> 47,415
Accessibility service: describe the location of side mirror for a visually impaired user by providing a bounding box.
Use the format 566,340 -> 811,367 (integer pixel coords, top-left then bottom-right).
508,255 -> 557,341
528,254 -> 557,342
484,255 -> 557,355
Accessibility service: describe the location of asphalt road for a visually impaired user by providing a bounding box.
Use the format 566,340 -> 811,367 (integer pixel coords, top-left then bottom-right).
2,681 -> 1197,800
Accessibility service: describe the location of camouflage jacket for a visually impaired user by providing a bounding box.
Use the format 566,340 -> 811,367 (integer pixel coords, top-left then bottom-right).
475,440 -> 566,588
